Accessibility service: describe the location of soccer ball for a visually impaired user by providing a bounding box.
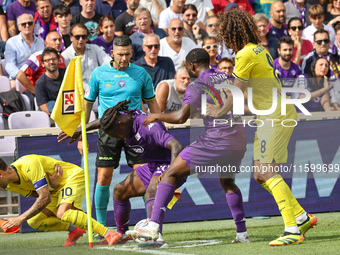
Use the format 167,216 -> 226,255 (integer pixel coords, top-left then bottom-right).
133,218 -> 149,243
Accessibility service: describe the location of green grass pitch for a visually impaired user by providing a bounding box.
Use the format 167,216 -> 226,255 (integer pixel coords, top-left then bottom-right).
1,212 -> 340,255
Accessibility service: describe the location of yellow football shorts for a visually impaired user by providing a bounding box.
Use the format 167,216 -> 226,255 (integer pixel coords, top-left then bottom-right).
45,172 -> 85,213
253,120 -> 295,164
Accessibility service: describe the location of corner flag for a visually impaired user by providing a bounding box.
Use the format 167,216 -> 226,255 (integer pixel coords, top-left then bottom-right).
51,56 -> 85,136
51,56 -> 94,248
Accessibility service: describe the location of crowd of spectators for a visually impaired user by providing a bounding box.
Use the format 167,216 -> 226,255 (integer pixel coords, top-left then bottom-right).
1,0 -> 340,122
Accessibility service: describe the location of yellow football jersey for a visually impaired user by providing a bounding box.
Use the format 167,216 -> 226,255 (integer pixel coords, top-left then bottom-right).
6,155 -> 83,197
233,43 -> 296,121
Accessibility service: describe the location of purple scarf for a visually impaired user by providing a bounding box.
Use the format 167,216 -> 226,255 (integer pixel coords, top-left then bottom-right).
292,0 -> 306,27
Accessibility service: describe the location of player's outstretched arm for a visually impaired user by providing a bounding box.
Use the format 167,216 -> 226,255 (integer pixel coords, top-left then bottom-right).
2,186 -> 51,228
57,119 -> 102,144
143,104 -> 191,126
166,138 -> 184,163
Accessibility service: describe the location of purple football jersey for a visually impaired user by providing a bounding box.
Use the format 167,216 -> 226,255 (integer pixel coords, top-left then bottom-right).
182,69 -> 247,150
125,110 -> 173,171
274,58 -> 302,95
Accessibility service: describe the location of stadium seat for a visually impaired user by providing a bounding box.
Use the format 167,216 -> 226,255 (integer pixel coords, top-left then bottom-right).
1,59 -> 8,77
21,94 -> 31,111
34,97 -> 39,111
0,136 -> 16,157
0,116 -> 16,157
0,116 -> 4,130
8,111 -> 50,129
15,79 -> 25,94
0,76 -> 11,92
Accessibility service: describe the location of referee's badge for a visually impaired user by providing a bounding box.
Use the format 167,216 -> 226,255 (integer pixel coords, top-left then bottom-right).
118,80 -> 126,87
62,90 -> 75,114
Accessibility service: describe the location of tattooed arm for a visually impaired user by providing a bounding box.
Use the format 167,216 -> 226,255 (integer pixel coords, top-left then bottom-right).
1,186 -> 51,228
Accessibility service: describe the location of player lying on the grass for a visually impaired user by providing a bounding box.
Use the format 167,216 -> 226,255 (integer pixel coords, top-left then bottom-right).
57,100 -> 186,249
205,9 -> 317,246
0,155 -> 122,246
129,48 -> 251,244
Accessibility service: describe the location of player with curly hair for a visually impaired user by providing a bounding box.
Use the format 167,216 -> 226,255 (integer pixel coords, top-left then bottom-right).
207,8 -> 317,246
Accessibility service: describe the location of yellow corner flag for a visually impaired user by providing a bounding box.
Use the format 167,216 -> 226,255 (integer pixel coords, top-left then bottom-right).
51,56 -> 85,136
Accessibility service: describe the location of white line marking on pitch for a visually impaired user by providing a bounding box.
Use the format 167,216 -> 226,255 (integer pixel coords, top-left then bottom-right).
97,246 -> 193,255
96,239 -> 222,254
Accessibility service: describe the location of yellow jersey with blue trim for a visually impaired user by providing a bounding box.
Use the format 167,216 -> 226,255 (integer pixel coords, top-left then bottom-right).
6,155 -> 83,197
233,43 -> 296,121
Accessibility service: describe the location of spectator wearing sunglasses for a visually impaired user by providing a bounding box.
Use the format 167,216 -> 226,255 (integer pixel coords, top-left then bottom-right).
62,23 -> 111,89
6,0 -> 37,37
302,4 -> 336,44
182,4 -> 208,45
4,13 -> 45,90
130,8 -> 167,61
301,29 -> 340,77
288,17 -> 313,65
202,36 -> 219,72
284,0 -> 311,27
159,18 -> 197,70
159,0 -> 205,34
134,34 -> 176,90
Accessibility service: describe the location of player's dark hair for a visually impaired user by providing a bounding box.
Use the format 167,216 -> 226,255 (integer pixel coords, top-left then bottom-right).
186,48 -> 210,68
97,15 -> 115,36
314,28 -> 329,41
278,36 -> 294,49
308,57 -> 331,92
100,100 -> 133,134
182,4 -> 198,14
53,4 -> 71,17
113,35 -> 132,47
71,23 -> 90,36
220,8 -> 260,52
41,47 -> 59,62
287,17 -> 303,29
0,158 -> 7,171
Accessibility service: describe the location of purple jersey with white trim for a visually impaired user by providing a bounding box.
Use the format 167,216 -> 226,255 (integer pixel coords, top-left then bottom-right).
274,58 -> 301,95
182,69 -> 246,150
125,110 -> 173,171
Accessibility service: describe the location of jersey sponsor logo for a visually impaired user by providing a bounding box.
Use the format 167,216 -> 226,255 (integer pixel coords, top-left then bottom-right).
147,123 -> 155,130
118,80 -> 126,88
62,90 -> 75,114
114,74 -> 129,78
135,132 -> 141,141
98,156 -> 113,160
106,84 -> 112,87
130,145 -> 144,154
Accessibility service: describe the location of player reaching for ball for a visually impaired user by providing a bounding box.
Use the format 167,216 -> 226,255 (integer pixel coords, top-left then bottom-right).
58,100 -> 185,249
130,48 -> 251,244
0,155 -> 122,247
205,9 -> 317,246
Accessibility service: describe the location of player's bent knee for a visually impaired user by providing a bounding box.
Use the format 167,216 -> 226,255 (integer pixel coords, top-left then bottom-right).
113,184 -> 128,200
